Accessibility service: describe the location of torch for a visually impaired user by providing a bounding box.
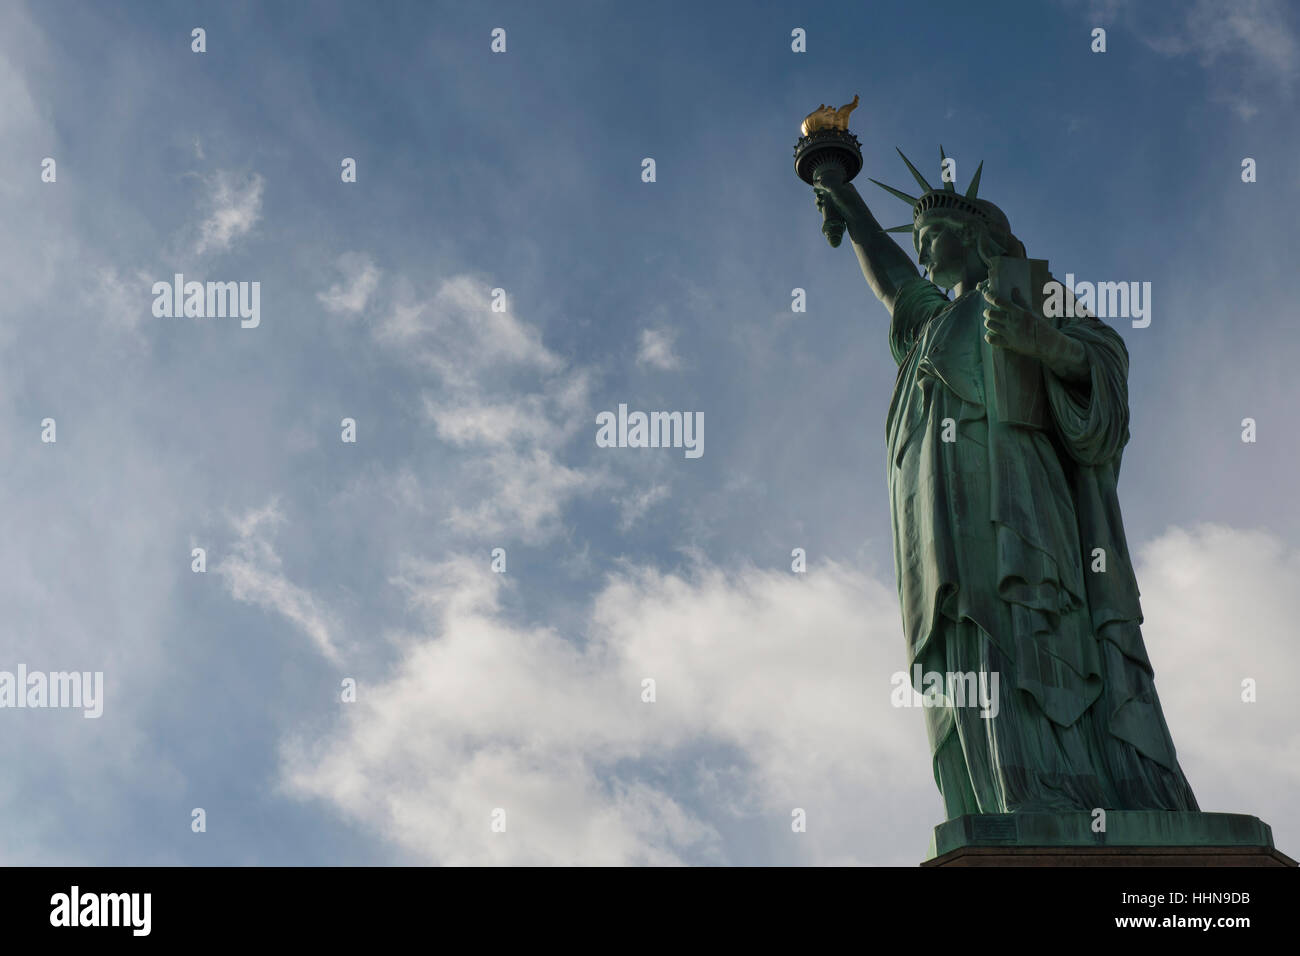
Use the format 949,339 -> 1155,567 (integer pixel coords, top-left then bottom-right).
794,95 -> 863,247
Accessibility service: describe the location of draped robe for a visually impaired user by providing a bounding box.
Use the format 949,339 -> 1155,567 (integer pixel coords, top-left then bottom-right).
885,273 -> 1198,816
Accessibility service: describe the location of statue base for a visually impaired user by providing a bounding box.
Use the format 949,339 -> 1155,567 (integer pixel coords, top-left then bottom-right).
922,811 -> 1296,867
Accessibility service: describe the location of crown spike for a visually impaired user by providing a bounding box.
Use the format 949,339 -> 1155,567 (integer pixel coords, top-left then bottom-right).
939,145 -> 955,192
895,147 -> 933,194
965,160 -> 984,199
884,224 -> 914,233
868,178 -> 918,206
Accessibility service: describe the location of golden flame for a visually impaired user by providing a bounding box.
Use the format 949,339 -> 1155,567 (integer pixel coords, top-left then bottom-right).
800,94 -> 859,137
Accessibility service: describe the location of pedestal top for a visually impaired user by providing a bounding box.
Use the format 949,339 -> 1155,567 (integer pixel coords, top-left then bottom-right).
926,810 -> 1289,863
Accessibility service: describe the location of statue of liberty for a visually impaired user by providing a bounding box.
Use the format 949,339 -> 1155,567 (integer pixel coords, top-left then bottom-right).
808,128 -> 1199,818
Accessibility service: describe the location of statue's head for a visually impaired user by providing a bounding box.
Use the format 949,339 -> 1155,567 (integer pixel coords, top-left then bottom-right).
872,148 -> 1025,285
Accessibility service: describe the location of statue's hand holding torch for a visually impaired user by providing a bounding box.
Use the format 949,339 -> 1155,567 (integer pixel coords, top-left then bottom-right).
794,95 -> 863,248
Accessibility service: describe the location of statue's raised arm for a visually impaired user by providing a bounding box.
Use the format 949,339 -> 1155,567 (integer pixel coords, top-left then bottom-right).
793,100 -> 921,314
814,178 -> 921,315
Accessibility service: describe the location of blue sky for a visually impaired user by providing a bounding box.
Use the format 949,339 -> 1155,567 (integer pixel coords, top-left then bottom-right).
1,0 -> 1297,865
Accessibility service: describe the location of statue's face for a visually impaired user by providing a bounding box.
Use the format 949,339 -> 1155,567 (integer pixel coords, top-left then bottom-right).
917,219 -> 969,288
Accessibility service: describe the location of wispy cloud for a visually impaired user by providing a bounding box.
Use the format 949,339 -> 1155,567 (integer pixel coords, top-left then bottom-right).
637,328 -> 681,371
1135,0 -> 1298,116
217,502 -> 343,664
85,265 -> 153,336
374,274 -> 561,384
331,267 -> 606,543
317,252 -> 380,315
617,481 -> 670,529
194,170 -> 264,255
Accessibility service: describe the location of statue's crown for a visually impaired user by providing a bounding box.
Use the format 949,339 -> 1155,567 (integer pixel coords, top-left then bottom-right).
872,147 -> 1010,242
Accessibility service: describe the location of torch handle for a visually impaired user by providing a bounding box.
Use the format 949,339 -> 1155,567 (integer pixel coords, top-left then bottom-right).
812,161 -> 848,248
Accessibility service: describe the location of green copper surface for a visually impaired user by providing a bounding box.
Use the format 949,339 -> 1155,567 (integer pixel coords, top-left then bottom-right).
806,150 -> 1202,824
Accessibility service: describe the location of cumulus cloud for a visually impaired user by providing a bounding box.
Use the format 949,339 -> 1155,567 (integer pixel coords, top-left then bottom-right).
278,523 -> 1300,864
1128,523 -> 1300,844
281,553 -> 930,865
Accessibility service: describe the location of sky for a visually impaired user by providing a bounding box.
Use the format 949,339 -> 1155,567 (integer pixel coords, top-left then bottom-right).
1,0 -> 1297,866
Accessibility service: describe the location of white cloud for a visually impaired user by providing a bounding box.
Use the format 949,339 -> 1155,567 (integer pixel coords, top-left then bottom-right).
317,252 -> 380,315
194,170 -> 264,255
637,328 -> 681,371
445,447 -> 605,542
617,481 -> 670,529
0,42 -> 42,201
1137,0 -> 1298,114
333,269 -> 605,544
85,266 -> 153,336
419,365 -> 604,541
282,553 -> 929,865
281,523 -> 1300,865
422,394 -> 556,448
1146,0 -> 1298,80
217,502 -> 343,664
374,275 -> 560,385
1128,523 -> 1300,849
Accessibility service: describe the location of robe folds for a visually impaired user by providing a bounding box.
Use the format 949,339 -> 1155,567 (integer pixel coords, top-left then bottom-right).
885,273 -> 1198,816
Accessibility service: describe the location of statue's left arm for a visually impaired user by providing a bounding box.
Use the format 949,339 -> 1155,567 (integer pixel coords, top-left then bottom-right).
983,283 -> 1130,467
1035,323 -> 1091,386
1042,312 -> 1132,467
